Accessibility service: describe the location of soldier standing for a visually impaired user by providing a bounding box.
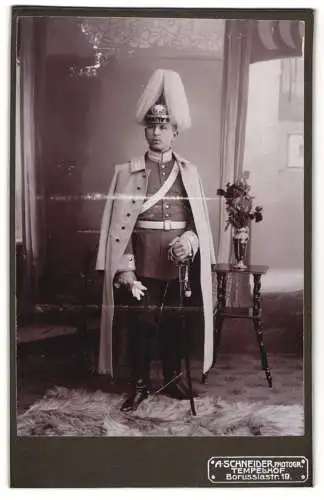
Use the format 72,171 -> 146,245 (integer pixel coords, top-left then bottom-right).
96,69 -> 216,412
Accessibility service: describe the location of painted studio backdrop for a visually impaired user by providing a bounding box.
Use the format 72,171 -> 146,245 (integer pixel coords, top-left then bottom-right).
16,16 -> 304,378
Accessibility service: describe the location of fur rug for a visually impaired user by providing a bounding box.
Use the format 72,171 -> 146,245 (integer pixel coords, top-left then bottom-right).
16,386 -> 304,437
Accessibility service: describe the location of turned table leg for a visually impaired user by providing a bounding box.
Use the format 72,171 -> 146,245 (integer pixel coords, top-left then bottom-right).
212,272 -> 227,366
252,273 -> 273,388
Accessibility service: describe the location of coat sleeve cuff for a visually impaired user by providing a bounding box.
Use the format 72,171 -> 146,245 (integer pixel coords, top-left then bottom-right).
117,253 -> 136,272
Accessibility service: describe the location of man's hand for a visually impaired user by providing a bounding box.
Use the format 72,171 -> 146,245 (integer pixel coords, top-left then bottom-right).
115,271 -> 147,301
169,236 -> 192,262
131,281 -> 147,301
115,271 -> 136,289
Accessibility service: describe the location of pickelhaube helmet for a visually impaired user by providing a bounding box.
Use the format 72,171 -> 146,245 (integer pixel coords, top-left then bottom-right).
144,94 -> 170,126
135,69 -> 191,131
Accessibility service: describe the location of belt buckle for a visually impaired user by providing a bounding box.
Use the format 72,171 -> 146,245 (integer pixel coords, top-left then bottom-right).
163,220 -> 172,231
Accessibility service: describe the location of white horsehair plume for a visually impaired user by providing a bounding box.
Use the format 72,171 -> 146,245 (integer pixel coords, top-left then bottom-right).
135,69 -> 192,131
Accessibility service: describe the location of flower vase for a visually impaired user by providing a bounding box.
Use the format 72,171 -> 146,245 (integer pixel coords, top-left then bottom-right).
233,227 -> 249,269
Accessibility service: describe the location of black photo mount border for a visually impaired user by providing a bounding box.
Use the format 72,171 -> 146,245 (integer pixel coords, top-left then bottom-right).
9,5 -> 313,488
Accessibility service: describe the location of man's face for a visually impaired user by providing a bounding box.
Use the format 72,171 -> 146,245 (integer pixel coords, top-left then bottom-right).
145,123 -> 177,152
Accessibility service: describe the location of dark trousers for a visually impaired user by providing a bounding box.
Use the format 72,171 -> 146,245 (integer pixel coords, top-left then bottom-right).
127,277 -> 186,387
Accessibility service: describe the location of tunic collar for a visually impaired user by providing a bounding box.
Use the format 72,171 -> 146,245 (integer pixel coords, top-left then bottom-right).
147,148 -> 173,164
130,151 -> 189,173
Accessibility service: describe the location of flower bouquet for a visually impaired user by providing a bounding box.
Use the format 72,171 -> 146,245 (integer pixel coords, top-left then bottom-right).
217,178 -> 263,269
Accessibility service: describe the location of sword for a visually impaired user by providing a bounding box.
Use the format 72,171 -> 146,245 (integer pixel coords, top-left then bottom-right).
178,257 -> 196,416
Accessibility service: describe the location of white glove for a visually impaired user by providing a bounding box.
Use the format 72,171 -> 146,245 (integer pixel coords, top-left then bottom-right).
169,236 -> 192,262
131,280 -> 147,301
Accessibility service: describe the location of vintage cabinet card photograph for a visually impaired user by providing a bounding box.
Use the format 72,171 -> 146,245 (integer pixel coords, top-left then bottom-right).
10,5 -> 313,488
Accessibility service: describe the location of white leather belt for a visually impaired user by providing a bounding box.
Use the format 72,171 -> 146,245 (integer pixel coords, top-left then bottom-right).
135,220 -> 186,231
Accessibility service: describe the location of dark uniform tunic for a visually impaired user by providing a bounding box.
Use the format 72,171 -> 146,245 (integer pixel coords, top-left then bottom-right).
132,154 -> 194,280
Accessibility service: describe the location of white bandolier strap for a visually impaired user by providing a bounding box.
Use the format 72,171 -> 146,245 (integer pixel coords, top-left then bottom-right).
139,162 -> 180,214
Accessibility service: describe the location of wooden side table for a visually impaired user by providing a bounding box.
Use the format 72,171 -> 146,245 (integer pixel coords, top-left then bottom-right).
202,263 -> 272,388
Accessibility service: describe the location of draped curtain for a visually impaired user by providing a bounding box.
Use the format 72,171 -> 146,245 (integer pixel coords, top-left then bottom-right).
15,61 -> 23,244
216,20 -> 253,305
216,19 -> 304,306
19,17 -> 46,299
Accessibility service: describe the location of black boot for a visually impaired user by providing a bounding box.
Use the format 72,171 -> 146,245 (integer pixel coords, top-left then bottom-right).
120,379 -> 150,412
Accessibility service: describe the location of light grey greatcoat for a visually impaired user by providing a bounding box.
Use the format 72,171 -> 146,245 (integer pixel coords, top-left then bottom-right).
96,152 -> 216,377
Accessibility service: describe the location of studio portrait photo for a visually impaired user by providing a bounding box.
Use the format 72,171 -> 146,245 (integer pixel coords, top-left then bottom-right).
10,6 -> 313,488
